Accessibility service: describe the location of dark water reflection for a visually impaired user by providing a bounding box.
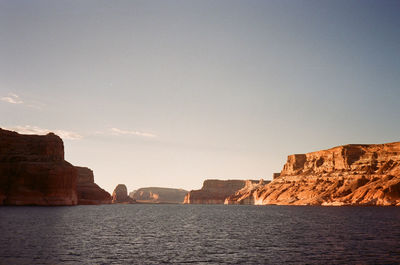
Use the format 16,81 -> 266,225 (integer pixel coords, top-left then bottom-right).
0,205 -> 399,264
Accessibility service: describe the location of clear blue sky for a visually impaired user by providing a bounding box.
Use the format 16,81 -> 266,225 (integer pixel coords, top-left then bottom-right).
1,0 -> 399,193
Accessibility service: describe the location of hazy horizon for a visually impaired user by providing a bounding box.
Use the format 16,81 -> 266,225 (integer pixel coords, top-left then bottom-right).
1,0 -> 400,193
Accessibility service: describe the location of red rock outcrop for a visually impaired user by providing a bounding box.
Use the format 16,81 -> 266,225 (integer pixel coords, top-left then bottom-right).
184,179 -> 254,204
112,184 -> 135,204
226,142 -> 400,206
0,128 -> 78,205
130,187 -> 188,204
224,179 -> 270,204
76,167 -> 112,205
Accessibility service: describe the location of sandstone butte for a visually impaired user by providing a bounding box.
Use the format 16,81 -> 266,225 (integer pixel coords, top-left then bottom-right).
129,187 -> 188,204
0,128 -> 111,206
184,179 -> 260,204
112,184 -> 136,204
225,142 -> 400,206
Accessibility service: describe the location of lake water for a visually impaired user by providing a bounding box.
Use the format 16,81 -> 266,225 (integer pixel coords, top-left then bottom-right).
0,205 -> 399,264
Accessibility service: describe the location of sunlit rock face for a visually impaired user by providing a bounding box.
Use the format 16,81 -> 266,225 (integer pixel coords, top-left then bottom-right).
130,187 -> 188,203
0,128 -> 78,205
224,179 -> 270,205
184,179 -> 255,204
112,184 -> 135,203
76,167 -> 112,205
227,143 -> 400,206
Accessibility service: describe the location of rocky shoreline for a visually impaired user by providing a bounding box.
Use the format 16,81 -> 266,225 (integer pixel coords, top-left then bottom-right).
1,128 -> 399,206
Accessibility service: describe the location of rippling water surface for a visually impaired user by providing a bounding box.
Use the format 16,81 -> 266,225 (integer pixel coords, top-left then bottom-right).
0,205 -> 399,264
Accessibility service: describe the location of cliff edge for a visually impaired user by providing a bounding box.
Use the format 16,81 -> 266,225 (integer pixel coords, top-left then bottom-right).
226,143 -> 400,206
0,128 -> 78,205
76,167 -> 112,205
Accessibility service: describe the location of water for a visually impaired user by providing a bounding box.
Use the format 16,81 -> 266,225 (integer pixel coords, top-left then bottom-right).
0,205 -> 399,264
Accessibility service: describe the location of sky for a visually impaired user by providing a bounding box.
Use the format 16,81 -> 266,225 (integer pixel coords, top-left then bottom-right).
1,0 -> 400,193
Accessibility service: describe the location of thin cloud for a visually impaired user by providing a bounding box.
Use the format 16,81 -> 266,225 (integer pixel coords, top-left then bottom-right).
1,92 -> 44,109
3,125 -> 83,140
9,93 -> 19,98
1,93 -> 23,104
27,100 -> 45,110
110,127 -> 157,138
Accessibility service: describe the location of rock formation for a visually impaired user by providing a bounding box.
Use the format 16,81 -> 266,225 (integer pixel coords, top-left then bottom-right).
76,167 -> 112,205
184,179 -> 257,204
0,128 -> 78,205
130,187 -> 188,203
112,184 -> 135,203
224,179 -> 270,204
226,143 -> 400,206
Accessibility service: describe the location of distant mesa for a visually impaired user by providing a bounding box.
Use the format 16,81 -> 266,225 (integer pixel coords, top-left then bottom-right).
2,127 -> 399,207
76,167 -> 112,205
0,128 -> 111,206
227,143 -> 400,206
130,187 -> 188,204
112,184 -> 136,204
184,179 -> 260,204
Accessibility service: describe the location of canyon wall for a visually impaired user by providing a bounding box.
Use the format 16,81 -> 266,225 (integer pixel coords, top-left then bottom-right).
130,187 -> 188,203
224,179 -> 270,204
76,167 -> 112,205
226,143 -> 400,206
0,128 -> 78,205
184,179 -> 257,204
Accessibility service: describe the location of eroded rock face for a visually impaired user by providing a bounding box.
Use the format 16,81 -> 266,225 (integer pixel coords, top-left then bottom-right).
0,128 -> 78,205
130,187 -> 188,203
227,143 -> 400,206
76,167 -> 112,205
112,184 -> 135,203
184,179 -> 252,204
224,179 -> 270,205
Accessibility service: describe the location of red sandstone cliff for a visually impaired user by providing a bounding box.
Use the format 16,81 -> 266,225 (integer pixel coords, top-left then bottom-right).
224,179 -> 270,205
184,179 -> 255,204
130,187 -> 188,204
76,167 -> 112,205
226,143 -> 400,206
0,128 -> 78,205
